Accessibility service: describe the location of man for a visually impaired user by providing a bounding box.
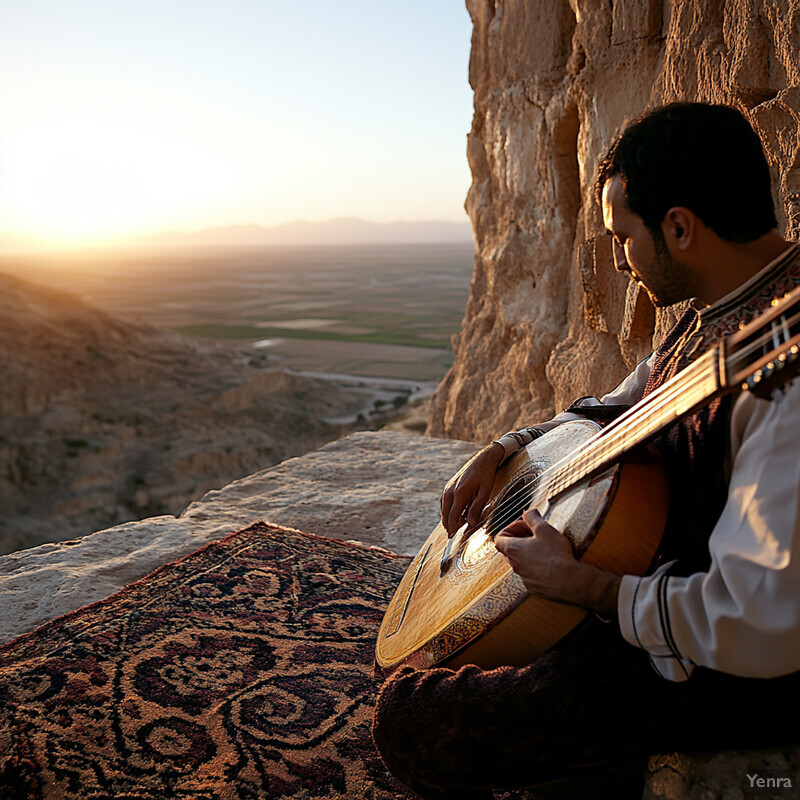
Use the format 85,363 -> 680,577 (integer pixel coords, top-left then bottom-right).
372,103 -> 800,799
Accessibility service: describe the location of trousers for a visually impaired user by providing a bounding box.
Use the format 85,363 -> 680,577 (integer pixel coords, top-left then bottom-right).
372,621 -> 800,799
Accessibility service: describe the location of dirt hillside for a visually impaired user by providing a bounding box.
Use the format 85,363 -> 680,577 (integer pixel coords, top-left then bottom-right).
0,271 -> 372,554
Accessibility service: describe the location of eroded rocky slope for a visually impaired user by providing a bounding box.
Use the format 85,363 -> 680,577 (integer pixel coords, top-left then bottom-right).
0,272 -> 379,553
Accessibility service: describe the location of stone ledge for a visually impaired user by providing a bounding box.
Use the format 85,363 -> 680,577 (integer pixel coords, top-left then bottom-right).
645,748 -> 800,799
3,428 -> 795,799
0,430 -> 479,646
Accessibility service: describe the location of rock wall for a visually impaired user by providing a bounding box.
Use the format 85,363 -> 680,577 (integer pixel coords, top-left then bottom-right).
429,0 -> 800,441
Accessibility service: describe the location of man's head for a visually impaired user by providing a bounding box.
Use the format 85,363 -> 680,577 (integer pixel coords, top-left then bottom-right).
596,102 -> 777,243
601,175 -> 694,307
596,103 -> 779,306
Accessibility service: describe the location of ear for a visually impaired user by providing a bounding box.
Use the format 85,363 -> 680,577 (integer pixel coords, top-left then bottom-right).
660,207 -> 696,252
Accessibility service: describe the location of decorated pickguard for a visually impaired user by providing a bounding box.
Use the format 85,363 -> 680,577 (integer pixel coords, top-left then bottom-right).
398,571 -> 528,669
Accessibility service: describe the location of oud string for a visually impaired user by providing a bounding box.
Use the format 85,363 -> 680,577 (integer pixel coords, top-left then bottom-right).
417,355 -> 717,572
420,300 -> 800,573
488,300 -> 800,526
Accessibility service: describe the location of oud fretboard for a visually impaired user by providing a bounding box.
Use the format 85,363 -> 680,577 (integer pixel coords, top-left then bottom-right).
546,347 -> 722,499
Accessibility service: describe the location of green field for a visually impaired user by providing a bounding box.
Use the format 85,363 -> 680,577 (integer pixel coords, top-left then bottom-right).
1,242 -> 474,381
177,323 -> 452,349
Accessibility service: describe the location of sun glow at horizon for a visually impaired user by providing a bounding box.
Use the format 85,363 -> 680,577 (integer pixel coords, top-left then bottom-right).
3,100 -> 263,243
1,2 -> 473,249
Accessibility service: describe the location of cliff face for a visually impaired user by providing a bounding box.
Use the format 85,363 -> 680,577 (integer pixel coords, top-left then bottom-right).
429,0 -> 800,441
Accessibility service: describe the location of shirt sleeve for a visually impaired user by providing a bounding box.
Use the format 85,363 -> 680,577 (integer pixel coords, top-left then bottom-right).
495,354 -> 656,461
494,355 -> 656,465
618,377 -> 800,681
547,351 -> 655,423
598,352 -> 655,406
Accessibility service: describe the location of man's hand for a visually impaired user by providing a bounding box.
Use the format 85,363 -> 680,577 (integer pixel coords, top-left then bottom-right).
494,509 -> 621,618
441,443 -> 505,536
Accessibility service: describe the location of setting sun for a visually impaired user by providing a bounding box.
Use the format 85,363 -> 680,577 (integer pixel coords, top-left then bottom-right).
3,104 -> 248,243
0,1 -> 472,249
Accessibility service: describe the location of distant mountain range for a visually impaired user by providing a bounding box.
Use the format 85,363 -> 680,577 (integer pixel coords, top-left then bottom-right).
0,218 -> 474,254
136,218 -> 474,247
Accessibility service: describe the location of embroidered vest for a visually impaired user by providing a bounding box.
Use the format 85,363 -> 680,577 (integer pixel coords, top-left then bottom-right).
645,245 -> 800,575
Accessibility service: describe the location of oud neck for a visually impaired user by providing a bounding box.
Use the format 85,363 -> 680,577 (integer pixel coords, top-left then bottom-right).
547,347 -> 724,499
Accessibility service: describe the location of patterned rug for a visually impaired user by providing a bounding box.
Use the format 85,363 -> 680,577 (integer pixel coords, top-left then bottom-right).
0,522 -> 418,799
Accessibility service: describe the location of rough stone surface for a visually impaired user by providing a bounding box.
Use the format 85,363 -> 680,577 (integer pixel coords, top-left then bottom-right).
644,748 -> 800,800
426,2 -> 800,796
0,430 -> 478,646
429,0 -> 800,442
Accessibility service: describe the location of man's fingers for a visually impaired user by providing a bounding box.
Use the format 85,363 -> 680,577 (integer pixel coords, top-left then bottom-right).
440,487 -> 454,530
466,483 -> 491,527
496,518 -> 532,541
441,445 -> 503,536
494,528 -> 529,565
521,508 -> 544,528
446,487 -> 471,536
494,531 -> 509,554
445,493 -> 460,536
521,509 -> 566,542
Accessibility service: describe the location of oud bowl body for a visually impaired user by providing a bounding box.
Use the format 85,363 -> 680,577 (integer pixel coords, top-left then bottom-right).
375,420 -> 668,673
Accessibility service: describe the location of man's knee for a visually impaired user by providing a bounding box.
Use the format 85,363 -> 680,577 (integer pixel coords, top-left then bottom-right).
373,665 -> 469,791
372,667 -> 426,779
372,665 -> 497,800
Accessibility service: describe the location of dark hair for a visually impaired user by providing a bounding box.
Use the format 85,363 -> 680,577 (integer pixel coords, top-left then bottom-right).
595,103 -> 778,243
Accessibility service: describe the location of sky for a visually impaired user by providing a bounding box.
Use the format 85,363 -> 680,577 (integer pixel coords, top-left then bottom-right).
0,1 -> 473,247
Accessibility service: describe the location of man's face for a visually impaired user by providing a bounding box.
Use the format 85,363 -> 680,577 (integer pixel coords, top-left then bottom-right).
601,176 -> 692,307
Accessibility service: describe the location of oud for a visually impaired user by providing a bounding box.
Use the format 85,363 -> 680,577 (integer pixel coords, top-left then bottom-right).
375,287 -> 800,673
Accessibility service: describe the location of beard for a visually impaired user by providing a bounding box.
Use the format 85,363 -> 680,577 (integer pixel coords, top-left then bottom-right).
645,229 -> 695,307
